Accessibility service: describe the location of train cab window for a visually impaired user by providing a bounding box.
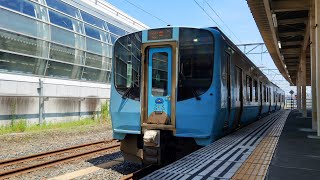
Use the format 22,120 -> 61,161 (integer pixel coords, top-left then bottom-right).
253,80 -> 258,102
114,32 -> 142,100
178,28 -> 214,101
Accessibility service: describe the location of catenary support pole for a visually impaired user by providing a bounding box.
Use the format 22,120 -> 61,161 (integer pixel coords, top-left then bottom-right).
301,51 -> 307,117
297,71 -> 301,110
311,0 -> 317,130
38,79 -> 44,125
315,0 -> 320,136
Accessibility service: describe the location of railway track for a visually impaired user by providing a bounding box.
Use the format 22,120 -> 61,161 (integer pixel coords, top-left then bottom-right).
120,165 -> 159,180
0,140 -> 120,179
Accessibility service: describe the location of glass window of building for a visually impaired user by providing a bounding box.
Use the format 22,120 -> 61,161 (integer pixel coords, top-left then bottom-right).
84,25 -> 101,40
110,34 -> 118,44
46,0 -> 78,18
86,38 -> 102,54
0,29 -> 41,56
49,43 -> 76,64
46,61 -> 74,79
0,0 -> 36,17
81,67 -> 100,82
0,10 -> 45,38
49,10 -> 73,30
107,23 -> 126,36
51,26 -> 75,46
0,52 -> 39,74
86,53 -> 102,68
80,10 -> 105,29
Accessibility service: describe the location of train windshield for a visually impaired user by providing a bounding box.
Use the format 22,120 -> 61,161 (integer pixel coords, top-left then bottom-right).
113,28 -> 214,101
178,28 -> 214,101
114,32 -> 142,100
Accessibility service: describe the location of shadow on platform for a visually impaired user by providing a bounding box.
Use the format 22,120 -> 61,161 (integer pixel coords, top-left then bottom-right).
267,110 -> 320,180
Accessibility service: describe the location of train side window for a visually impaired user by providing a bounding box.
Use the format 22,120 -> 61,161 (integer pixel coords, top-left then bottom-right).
246,75 -> 251,102
263,85 -> 267,102
235,67 -> 238,101
266,88 -> 268,102
267,88 -> 270,102
269,88 -> 271,102
253,79 -> 258,102
238,69 -> 242,101
250,77 -> 252,101
178,28 -> 214,101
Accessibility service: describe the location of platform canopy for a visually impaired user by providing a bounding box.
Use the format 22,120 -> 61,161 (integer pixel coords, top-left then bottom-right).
247,0 -> 311,86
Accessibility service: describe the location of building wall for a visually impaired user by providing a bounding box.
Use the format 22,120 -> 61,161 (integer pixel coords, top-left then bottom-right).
0,73 -> 110,125
0,0 -> 148,125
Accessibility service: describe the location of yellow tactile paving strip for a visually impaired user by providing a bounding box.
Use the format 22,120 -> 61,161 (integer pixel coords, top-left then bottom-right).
232,110 -> 290,180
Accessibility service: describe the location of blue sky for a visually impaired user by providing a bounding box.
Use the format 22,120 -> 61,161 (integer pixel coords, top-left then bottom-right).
107,0 -> 300,95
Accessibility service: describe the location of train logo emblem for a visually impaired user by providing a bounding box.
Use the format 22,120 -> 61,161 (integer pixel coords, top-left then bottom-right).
155,98 -> 164,104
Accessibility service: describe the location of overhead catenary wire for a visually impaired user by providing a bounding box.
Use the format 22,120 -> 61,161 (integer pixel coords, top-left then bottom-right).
122,0 -> 170,26
204,0 -> 242,43
193,0 -> 223,30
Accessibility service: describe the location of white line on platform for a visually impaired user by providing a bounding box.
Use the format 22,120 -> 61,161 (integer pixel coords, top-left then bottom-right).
48,157 -> 124,180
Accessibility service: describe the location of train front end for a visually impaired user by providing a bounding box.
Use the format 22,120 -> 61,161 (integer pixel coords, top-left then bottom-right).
111,27 -> 218,164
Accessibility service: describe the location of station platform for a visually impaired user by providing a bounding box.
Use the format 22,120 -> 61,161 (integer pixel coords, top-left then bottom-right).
266,110 -> 320,180
142,109 -> 320,180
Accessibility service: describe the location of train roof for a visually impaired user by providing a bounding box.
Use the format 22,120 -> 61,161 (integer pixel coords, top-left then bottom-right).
209,27 -> 272,85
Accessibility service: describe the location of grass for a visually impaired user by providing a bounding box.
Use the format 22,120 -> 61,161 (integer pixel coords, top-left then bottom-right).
0,101 -> 112,135
0,117 -> 111,135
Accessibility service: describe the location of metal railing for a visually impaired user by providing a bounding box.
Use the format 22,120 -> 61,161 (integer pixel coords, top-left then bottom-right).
285,98 -> 312,109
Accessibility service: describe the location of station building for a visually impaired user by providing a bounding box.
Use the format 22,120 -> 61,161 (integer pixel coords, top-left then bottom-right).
0,0 -> 148,125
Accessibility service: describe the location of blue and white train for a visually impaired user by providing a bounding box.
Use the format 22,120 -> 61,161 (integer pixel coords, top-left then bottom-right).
110,27 -> 285,165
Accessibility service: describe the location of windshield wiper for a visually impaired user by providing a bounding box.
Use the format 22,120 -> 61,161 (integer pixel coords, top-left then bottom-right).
191,88 -> 201,100
179,72 -> 201,100
122,85 -> 134,99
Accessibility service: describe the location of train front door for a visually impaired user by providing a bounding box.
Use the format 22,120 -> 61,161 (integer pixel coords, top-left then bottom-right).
147,47 -> 172,124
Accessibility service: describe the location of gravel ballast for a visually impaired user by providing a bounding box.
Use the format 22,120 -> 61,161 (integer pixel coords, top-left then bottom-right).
0,123 -> 141,179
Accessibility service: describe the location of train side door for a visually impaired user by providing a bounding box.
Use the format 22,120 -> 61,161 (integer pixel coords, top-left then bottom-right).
147,47 -> 172,124
234,66 -> 242,128
226,53 -> 231,116
226,52 -> 231,118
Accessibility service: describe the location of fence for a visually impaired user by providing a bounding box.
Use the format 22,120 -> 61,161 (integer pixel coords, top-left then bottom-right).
285,98 -> 312,109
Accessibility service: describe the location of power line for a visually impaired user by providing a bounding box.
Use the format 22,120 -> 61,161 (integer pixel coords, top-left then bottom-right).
204,0 -> 242,43
193,0 -> 223,30
122,0 -> 170,25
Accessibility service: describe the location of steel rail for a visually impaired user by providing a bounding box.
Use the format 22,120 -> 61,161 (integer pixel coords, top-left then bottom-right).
0,140 -> 120,179
0,140 -> 117,167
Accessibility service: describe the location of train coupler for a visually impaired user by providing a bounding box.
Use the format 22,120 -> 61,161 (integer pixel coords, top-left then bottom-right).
143,130 -> 161,165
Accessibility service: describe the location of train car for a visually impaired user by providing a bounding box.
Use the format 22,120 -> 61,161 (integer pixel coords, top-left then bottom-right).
110,27 -> 285,165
